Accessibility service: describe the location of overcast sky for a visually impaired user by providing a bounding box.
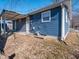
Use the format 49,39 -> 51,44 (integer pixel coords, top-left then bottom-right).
0,0 -> 79,15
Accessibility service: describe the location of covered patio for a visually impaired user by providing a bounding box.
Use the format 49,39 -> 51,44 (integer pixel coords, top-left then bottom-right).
0,9 -> 30,35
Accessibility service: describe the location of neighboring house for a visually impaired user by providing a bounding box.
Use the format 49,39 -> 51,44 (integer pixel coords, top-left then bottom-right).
0,20 -> 13,32
72,15 -> 79,30
0,0 -> 71,40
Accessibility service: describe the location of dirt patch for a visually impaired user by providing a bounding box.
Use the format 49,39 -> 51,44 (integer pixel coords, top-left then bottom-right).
0,32 -> 79,59
65,31 -> 79,59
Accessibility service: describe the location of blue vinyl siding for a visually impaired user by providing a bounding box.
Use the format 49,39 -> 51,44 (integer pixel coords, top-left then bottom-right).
30,6 -> 61,37
64,8 -> 70,35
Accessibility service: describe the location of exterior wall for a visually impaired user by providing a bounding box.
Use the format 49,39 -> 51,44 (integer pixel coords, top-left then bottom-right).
64,8 -> 70,35
61,7 -> 70,40
72,15 -> 79,30
30,6 -> 62,37
13,18 -> 26,32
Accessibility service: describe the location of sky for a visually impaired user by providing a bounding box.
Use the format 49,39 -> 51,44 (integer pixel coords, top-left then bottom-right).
72,0 -> 79,15
0,0 -> 79,15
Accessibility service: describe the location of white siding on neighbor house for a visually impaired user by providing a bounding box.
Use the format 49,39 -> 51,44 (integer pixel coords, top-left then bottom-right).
72,15 -> 79,30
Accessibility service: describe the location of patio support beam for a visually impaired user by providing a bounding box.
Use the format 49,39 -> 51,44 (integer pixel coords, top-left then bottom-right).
3,17 -> 6,38
26,17 -> 30,34
14,20 -> 16,32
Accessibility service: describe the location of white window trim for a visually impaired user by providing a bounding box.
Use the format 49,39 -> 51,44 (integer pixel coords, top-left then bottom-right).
41,10 -> 51,22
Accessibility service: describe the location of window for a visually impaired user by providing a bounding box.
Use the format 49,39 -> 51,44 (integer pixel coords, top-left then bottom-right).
41,10 -> 51,22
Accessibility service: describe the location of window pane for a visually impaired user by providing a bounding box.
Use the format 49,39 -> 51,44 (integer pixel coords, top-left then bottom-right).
43,17 -> 49,21
43,11 -> 50,17
41,10 -> 51,22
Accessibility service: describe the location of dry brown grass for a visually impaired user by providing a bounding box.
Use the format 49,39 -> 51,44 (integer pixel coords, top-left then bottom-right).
65,31 -> 79,59
65,31 -> 79,50
1,31 -> 79,59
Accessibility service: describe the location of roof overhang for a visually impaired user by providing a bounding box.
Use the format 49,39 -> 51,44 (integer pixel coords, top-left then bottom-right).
27,3 -> 61,15
0,10 -> 26,20
26,0 -> 72,20
0,0 -> 71,20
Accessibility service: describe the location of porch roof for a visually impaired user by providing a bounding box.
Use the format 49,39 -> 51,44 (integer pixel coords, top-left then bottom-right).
0,10 -> 26,20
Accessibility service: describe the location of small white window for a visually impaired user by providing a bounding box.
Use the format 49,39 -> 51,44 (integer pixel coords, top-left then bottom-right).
41,10 -> 51,22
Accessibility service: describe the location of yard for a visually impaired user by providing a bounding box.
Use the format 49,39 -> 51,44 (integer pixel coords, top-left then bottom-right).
0,31 -> 79,59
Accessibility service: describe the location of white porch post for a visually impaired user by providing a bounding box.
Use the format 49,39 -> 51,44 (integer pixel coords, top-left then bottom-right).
26,17 -> 30,34
3,18 -> 6,38
13,20 -> 16,32
61,4 -> 65,40
15,20 -> 16,31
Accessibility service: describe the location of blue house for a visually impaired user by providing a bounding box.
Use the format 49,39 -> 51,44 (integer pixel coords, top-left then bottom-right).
0,1 -> 71,40
25,1 -> 71,40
